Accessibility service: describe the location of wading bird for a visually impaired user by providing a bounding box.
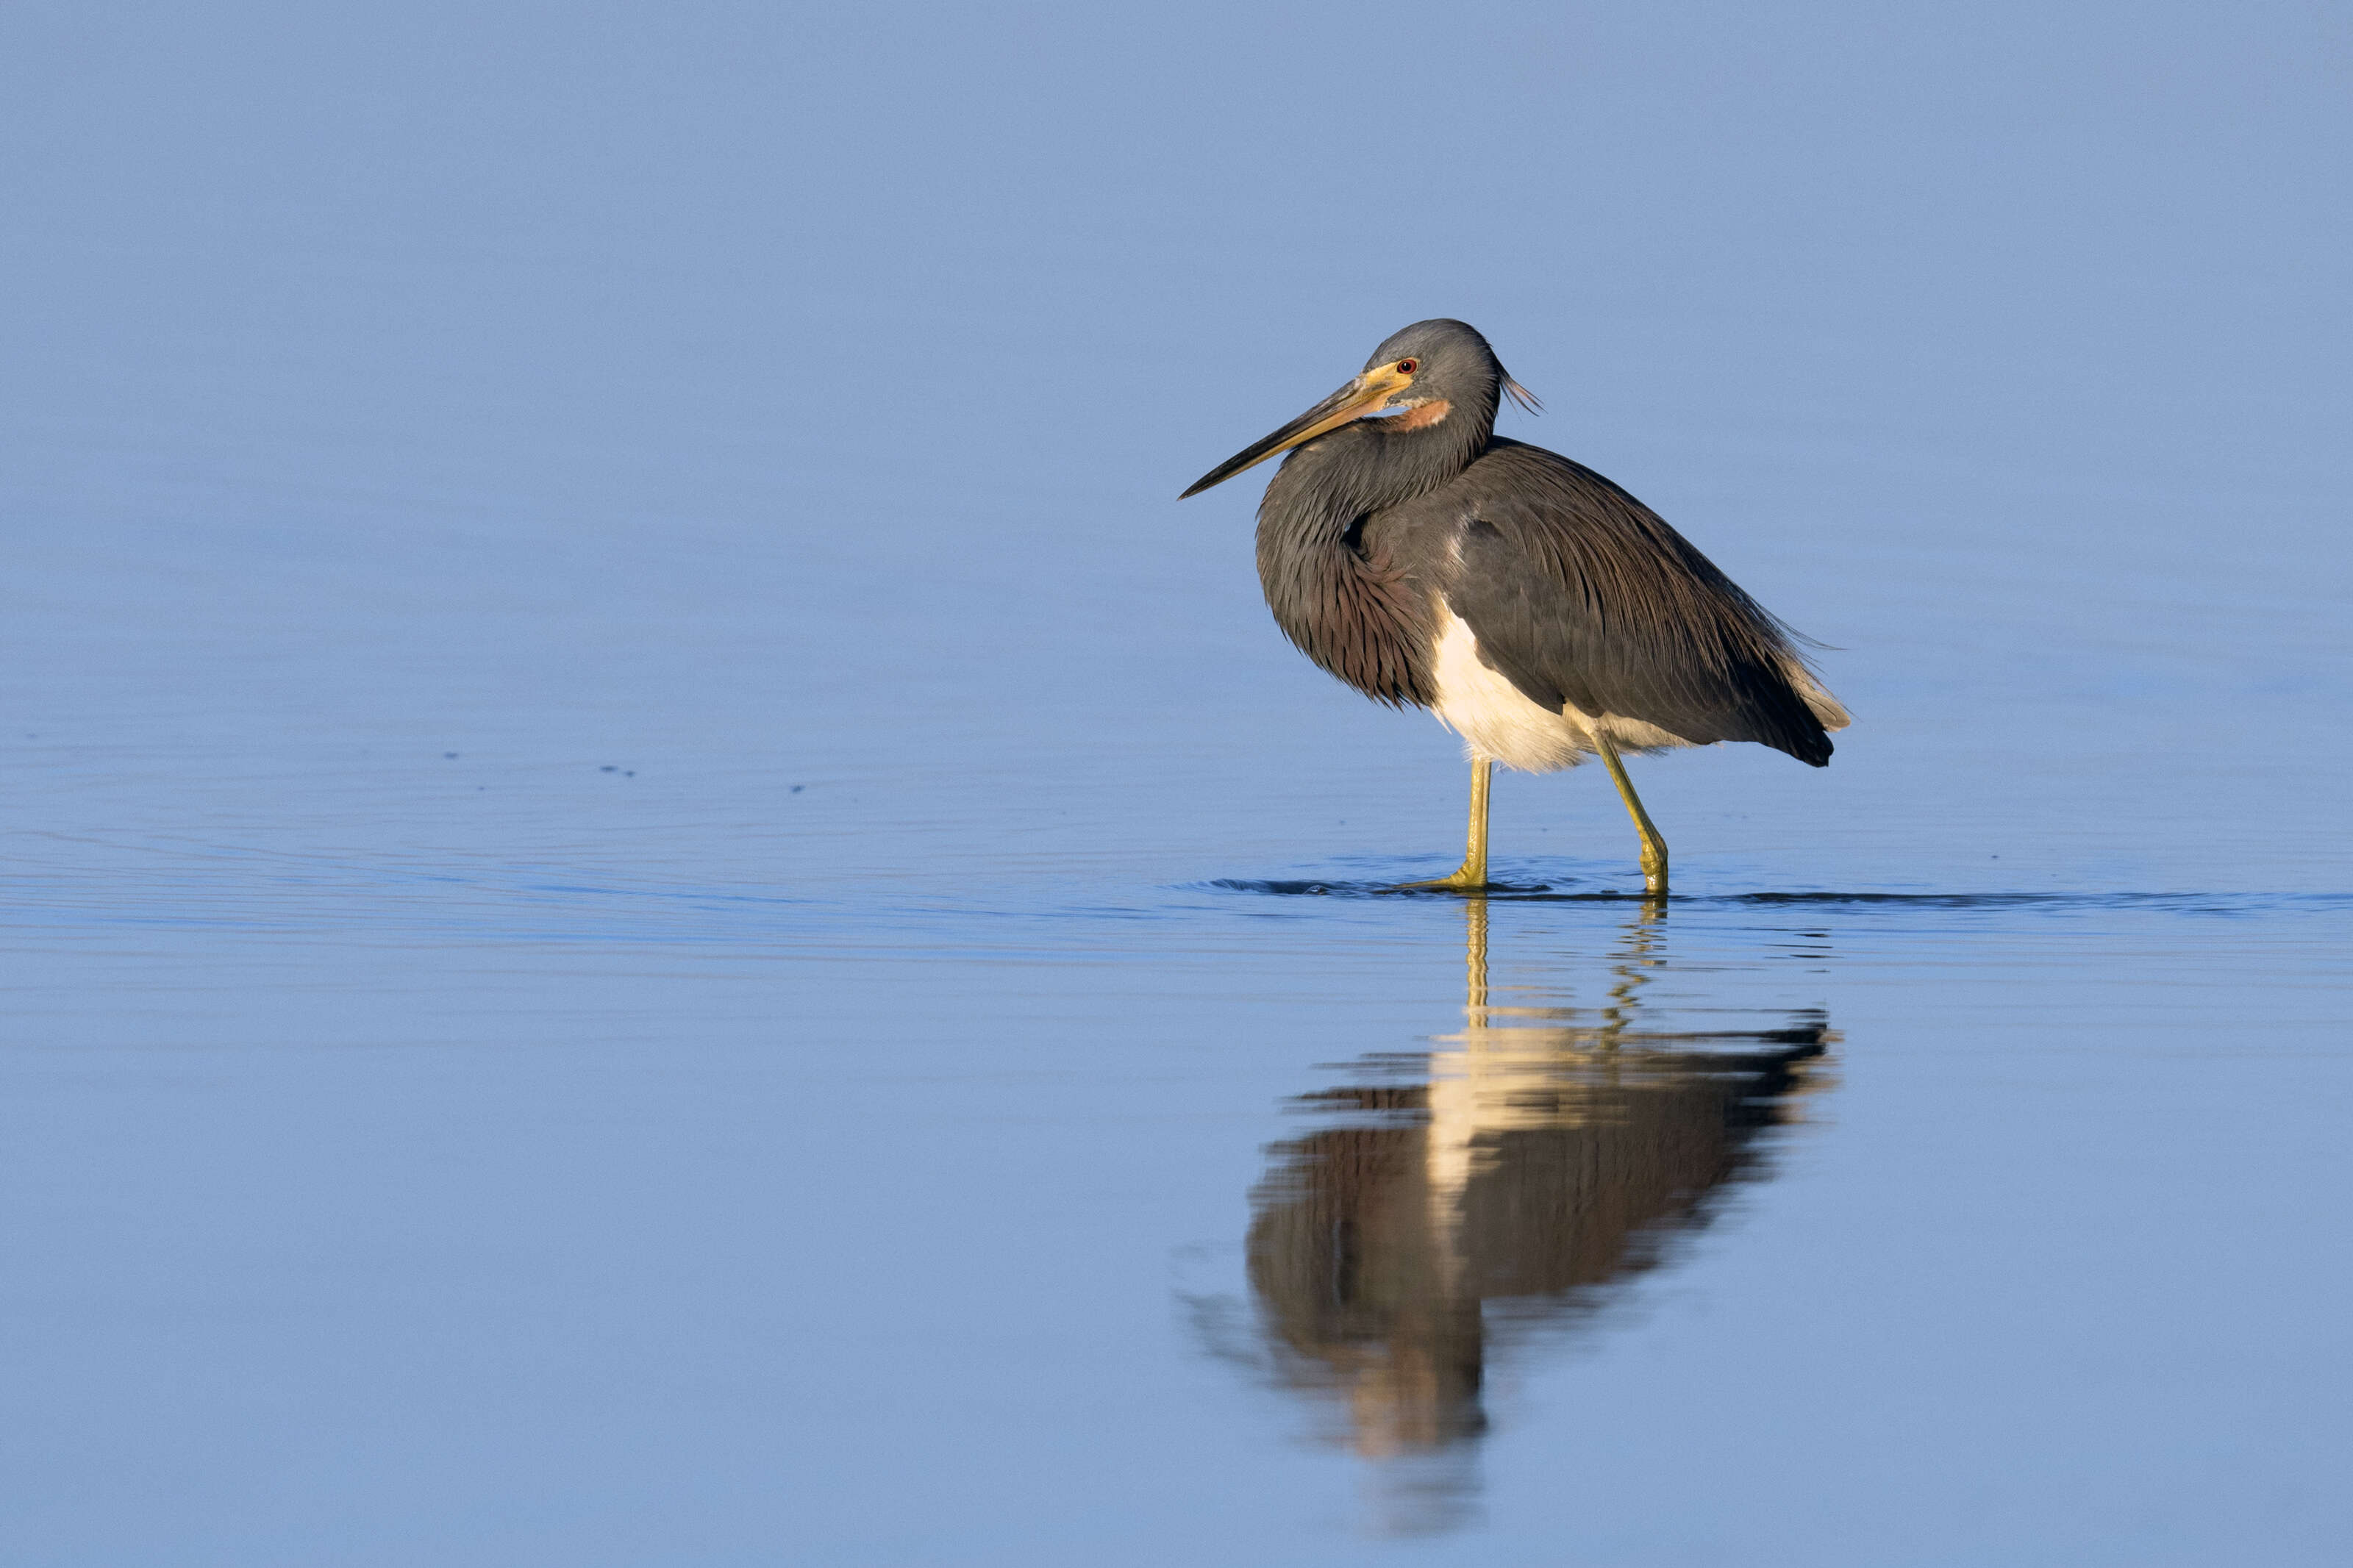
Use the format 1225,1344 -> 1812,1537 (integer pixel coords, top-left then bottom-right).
1180,320 -> 1847,895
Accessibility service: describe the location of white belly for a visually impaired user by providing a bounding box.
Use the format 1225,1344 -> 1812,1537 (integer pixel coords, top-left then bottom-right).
1427,610 -> 1692,774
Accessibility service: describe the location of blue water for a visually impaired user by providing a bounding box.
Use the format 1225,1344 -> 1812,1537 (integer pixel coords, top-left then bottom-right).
4,3 -> 2349,1563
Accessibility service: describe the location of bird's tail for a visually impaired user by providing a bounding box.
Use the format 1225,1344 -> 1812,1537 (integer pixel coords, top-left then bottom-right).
1785,660 -> 1851,733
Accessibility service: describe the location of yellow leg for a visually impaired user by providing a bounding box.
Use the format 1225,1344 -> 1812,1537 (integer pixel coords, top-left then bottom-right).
1591,732 -> 1668,898
1399,754 -> 1492,891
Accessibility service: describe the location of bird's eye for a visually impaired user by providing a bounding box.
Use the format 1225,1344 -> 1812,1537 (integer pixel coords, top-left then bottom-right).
1397,358 -> 1418,374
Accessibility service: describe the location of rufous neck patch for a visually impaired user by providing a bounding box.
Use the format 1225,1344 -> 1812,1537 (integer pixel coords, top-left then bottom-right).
1388,398 -> 1452,431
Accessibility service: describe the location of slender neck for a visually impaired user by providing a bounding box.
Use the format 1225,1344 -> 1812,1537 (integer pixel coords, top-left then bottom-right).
1251,394 -> 1493,709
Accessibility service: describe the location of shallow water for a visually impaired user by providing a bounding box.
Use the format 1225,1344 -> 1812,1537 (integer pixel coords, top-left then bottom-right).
5,4 -> 2351,1564
7,877 -> 2349,1563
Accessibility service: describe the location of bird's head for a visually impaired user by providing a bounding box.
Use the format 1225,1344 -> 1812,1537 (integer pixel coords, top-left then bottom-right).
1180,318 -> 1539,499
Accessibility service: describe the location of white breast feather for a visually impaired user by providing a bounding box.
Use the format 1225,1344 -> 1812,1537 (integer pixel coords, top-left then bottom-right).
1427,609 -> 1692,774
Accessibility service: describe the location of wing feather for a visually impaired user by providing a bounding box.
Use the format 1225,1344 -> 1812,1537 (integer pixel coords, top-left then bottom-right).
1442,443 -> 1840,766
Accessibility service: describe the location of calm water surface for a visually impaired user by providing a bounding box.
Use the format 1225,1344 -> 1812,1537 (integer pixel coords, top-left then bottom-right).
5,4 -> 2350,1563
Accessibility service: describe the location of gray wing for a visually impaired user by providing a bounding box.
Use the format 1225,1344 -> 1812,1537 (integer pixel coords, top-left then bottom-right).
1441,442 -> 1835,766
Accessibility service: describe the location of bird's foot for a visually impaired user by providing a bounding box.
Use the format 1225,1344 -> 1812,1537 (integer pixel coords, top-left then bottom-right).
1390,865 -> 1492,894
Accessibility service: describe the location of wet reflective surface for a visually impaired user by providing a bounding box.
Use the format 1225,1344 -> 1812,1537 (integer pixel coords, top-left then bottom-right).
7,870 -> 2352,1562
7,3 -> 2353,1563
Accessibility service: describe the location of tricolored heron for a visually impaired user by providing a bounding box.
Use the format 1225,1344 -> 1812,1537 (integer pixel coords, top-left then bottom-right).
1180,319 -> 1847,895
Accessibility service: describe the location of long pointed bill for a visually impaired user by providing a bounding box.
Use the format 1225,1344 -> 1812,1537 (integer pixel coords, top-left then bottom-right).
1179,362 -> 1416,498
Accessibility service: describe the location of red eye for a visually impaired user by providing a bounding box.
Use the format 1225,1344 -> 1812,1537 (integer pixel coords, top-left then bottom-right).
1397,358 -> 1418,373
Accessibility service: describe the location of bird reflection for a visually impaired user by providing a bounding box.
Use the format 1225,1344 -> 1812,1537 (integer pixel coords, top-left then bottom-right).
1241,901 -> 1835,1530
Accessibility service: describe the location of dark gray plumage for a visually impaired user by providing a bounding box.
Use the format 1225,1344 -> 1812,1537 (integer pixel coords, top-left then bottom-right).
1181,318 -> 1847,893
1440,445 -> 1834,763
